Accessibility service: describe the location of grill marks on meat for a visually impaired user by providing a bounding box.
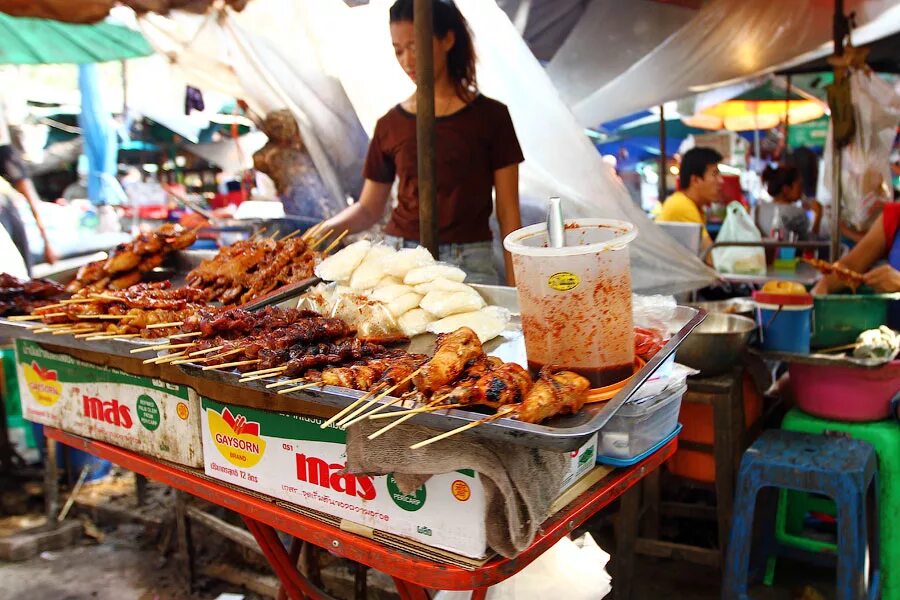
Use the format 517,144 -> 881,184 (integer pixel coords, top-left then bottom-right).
517,367 -> 591,424
67,224 -> 196,293
185,237 -> 319,306
412,327 -> 483,395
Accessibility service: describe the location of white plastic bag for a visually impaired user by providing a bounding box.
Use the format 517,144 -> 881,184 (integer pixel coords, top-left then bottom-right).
712,201 -> 766,276
824,71 -> 900,230
433,533 -> 612,600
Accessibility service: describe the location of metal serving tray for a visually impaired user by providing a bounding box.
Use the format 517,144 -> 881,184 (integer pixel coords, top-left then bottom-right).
177,285 -> 706,451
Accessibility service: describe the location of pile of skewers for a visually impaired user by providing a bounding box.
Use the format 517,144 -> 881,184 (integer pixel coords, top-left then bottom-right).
7,282 -> 211,340
154,307 -> 593,447
186,225 -> 344,305
68,224 -> 197,292
0,273 -> 68,317
802,257 -> 864,292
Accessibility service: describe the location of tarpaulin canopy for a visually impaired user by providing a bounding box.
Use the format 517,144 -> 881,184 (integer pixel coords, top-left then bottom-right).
557,0 -> 900,125
0,12 -> 153,64
0,0 -> 247,24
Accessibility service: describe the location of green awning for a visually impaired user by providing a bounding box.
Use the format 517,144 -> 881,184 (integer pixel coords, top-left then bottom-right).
0,13 -> 153,65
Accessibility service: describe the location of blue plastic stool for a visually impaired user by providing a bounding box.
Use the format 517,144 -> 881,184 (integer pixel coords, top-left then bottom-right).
722,430 -> 880,600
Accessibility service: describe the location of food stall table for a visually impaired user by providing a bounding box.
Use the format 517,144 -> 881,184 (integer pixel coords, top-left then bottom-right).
44,426 -> 676,600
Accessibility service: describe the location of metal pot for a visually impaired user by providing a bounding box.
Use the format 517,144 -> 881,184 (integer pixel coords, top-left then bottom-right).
678,313 -> 756,376
688,298 -> 756,320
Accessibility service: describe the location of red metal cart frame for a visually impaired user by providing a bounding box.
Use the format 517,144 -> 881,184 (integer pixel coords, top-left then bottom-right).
45,427 -> 675,600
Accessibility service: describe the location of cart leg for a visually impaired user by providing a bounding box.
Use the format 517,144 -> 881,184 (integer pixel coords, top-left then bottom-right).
278,537 -> 305,600
471,588 -> 489,600
392,578 -> 430,600
243,517 -> 328,600
614,482 -> 641,600
174,490 -> 195,591
135,474 -> 148,507
353,561 -> 368,600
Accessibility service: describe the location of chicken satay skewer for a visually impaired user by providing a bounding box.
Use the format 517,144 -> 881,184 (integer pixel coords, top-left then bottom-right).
335,369 -> 422,428
409,405 -> 518,450
318,383 -> 387,428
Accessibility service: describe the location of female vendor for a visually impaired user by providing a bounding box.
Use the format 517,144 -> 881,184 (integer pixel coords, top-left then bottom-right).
321,0 -> 523,285
812,203 -> 900,294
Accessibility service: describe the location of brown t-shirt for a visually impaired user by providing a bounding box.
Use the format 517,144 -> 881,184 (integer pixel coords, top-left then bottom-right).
363,94 -> 524,243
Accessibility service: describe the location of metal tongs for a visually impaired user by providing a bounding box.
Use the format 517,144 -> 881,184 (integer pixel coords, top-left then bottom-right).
546,196 -> 565,248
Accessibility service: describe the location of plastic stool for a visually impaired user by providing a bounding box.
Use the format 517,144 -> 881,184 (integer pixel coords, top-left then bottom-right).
769,408 -> 900,599
722,430 -> 880,600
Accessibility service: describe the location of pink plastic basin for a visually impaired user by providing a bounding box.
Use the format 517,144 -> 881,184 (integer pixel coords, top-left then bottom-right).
789,360 -> 900,422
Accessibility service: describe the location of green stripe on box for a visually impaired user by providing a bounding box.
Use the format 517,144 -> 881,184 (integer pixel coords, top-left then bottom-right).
201,397 -> 346,443
15,339 -> 190,400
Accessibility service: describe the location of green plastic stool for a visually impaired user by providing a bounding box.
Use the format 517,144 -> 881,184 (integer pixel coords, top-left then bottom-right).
766,408 -> 900,599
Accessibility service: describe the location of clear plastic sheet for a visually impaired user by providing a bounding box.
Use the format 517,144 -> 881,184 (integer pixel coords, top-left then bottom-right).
561,0 -> 900,126
824,71 -> 900,230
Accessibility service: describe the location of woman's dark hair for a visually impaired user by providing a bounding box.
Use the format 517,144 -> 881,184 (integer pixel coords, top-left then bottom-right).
762,165 -> 801,197
679,147 -> 722,190
389,0 -> 477,101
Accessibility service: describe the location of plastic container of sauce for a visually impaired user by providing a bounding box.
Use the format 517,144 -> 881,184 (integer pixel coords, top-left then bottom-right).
503,218 -> 637,387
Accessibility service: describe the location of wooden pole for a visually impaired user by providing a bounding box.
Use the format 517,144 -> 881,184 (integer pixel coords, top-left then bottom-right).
414,0 -> 439,258
658,104 -> 667,203
831,0 -> 847,262
784,74 -> 792,153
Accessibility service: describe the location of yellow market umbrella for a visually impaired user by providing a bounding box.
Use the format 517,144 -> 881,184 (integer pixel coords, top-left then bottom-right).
682,82 -> 826,131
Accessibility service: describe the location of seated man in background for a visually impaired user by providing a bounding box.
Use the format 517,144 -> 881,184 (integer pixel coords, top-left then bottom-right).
658,147 -> 723,262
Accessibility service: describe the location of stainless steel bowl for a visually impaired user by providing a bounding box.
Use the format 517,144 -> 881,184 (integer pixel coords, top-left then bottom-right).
688,298 -> 756,319
677,313 -> 756,376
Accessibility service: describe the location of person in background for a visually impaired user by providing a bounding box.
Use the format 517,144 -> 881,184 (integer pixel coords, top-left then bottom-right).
812,202 -> 900,294
757,165 -> 822,240
657,147 -> 723,261
321,0 -> 523,285
0,144 -> 55,268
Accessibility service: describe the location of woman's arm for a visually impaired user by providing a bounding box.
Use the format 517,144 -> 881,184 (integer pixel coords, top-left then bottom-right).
811,213 -> 887,294
321,179 -> 392,236
494,163 -> 522,286
806,199 -> 823,236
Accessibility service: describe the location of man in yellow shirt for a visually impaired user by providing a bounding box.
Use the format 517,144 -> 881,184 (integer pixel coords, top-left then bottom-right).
658,147 -> 723,261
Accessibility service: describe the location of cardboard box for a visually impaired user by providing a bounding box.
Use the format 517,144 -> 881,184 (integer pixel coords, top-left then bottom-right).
200,397 -> 597,559
15,339 -> 202,467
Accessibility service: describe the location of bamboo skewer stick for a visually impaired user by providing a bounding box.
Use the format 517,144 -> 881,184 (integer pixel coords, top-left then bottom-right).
280,229 -> 301,241
171,347 -> 241,365
189,345 -> 224,357
342,394 -> 411,429
146,321 -> 183,329
318,384 -> 386,429
238,366 -> 287,382
144,352 -> 186,365
8,313 -> 66,321
337,369 -> 422,428
130,342 -> 193,354
238,365 -> 287,378
33,323 -> 76,333
301,222 -> 324,240
59,298 -> 101,304
309,230 -> 334,250
368,402 -> 464,420
277,381 -> 324,395
73,329 -> 104,339
167,331 -> 202,340
75,314 -> 124,320
85,333 -> 141,340
367,396 -> 441,440
52,326 -> 97,336
202,359 -> 260,371
409,406 -> 518,450
266,376 -> 308,389
321,230 -> 349,255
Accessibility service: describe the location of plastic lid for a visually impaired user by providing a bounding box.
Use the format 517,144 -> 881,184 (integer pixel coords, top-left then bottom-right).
752,290 -> 813,306
503,218 -> 637,257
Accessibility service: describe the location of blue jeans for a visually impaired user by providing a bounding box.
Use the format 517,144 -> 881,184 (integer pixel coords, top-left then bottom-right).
383,235 -> 499,285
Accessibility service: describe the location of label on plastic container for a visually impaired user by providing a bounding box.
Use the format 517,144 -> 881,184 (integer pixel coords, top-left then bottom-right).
547,272 -> 580,291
